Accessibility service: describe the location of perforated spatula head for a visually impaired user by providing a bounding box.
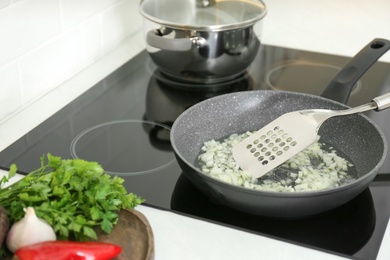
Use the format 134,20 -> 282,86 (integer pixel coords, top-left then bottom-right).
231,91 -> 390,180
231,111 -> 319,180
232,38 -> 390,180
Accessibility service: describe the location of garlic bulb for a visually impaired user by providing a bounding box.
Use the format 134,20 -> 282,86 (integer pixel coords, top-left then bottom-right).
6,207 -> 56,253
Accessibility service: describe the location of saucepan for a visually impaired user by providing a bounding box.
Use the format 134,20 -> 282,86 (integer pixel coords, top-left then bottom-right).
139,0 -> 267,84
170,38 -> 390,218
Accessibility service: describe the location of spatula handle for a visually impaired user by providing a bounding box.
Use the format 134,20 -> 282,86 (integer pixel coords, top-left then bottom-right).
373,92 -> 390,111
318,92 -> 390,119
321,38 -> 390,104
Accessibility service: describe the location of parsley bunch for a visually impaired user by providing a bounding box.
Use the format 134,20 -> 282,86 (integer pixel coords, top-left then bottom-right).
0,154 -> 144,241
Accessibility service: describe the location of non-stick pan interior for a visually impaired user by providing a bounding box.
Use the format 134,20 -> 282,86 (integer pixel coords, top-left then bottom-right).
172,90 -> 386,181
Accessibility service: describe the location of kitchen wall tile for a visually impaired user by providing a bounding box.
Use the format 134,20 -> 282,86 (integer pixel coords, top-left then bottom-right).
0,0 -> 144,130
0,0 -> 10,9
0,0 -> 61,67
0,62 -> 21,120
60,0 -> 119,29
19,19 -> 101,103
101,0 -> 143,53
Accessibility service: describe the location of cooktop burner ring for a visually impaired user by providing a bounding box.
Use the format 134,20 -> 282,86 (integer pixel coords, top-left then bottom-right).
70,119 -> 175,176
265,61 -> 362,96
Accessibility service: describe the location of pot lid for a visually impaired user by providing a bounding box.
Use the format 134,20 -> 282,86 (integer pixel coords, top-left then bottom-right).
139,0 -> 267,31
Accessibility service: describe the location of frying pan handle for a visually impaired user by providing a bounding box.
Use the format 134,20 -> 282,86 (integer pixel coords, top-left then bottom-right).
321,38 -> 390,104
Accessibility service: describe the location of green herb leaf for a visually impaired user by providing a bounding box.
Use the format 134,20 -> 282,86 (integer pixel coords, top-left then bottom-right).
83,226 -> 97,240
8,164 -> 17,179
101,217 -> 113,233
0,154 -> 144,244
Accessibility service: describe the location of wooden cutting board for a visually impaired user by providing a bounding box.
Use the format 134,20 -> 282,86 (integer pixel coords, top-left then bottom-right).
96,208 -> 154,260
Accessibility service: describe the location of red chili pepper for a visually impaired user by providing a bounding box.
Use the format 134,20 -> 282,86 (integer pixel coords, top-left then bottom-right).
14,241 -> 122,260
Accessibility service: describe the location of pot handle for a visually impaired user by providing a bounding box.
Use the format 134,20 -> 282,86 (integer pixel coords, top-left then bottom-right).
321,38 -> 390,104
147,30 -> 206,51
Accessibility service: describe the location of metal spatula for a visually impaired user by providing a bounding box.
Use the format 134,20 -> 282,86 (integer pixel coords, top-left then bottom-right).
232,93 -> 390,179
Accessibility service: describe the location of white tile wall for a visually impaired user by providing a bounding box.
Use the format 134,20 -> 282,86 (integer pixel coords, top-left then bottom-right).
0,63 -> 21,120
60,0 -> 119,29
0,0 -> 61,67
19,18 -> 101,102
0,0 -> 143,123
0,0 -> 10,9
101,0 -> 143,53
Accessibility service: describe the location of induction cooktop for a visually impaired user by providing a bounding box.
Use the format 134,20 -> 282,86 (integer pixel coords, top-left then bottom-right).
1,44 -> 390,260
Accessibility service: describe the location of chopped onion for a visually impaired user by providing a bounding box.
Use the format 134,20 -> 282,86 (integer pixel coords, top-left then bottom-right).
198,133 -> 355,192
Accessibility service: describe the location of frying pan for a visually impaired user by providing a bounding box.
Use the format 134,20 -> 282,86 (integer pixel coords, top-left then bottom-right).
170,38 -> 390,218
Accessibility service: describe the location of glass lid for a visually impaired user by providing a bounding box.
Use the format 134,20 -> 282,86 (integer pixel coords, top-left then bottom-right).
139,0 -> 267,31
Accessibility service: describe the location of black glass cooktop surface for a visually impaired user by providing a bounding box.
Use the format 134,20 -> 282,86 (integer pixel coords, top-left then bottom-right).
1,45 -> 390,260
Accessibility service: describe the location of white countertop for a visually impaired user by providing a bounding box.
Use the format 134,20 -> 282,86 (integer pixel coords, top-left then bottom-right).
1,0 -> 390,259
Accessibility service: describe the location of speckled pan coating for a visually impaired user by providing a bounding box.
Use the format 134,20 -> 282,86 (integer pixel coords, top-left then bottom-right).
170,90 -> 387,218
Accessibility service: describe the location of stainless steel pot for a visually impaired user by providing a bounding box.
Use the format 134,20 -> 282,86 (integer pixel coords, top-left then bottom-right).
139,0 -> 267,84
